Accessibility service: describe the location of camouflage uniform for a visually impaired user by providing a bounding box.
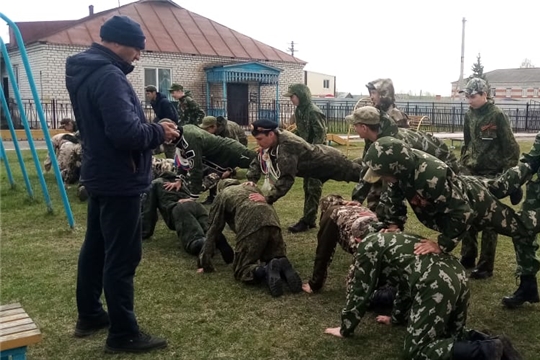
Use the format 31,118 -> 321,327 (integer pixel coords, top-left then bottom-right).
175,124 -> 256,198
363,137 -> 540,278
43,133 -> 81,185
199,180 -> 286,281
341,232 -> 475,359
308,195 -> 378,291
141,176 -> 209,255
246,130 -> 361,205
216,116 -> 248,146
283,84 -> 327,227
366,78 -> 409,128
178,92 -> 205,126
459,78 -> 520,275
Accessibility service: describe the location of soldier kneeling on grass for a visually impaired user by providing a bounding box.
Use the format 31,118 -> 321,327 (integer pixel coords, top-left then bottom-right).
198,179 -> 303,298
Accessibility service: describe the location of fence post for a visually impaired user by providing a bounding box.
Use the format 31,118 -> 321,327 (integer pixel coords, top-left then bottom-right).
52,99 -> 56,128
451,106 -> 455,133
525,103 -> 529,132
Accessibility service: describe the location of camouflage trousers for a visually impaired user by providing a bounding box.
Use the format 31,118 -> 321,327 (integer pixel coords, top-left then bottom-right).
404,256 -> 469,360
234,226 -> 286,283
301,177 -> 322,226
141,178 -> 208,255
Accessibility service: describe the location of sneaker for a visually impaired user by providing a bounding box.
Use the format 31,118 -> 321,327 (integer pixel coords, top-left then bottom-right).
266,258 -> 284,297
74,312 -> 110,338
278,257 -> 302,293
287,220 -> 316,233
105,331 -> 167,354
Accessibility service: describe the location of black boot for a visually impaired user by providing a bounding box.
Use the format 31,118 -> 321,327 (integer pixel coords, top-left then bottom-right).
502,275 -> 540,308
277,257 -> 302,293
266,258 -> 284,297
466,331 -> 523,360
460,256 -> 476,270
216,233 -> 234,264
510,187 -> 523,205
74,311 -> 109,338
186,238 -> 205,256
452,339 -> 503,360
288,220 -> 315,233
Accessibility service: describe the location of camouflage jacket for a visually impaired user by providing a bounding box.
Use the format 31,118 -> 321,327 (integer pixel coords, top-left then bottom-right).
289,84 -> 327,144
246,130 -> 361,204
176,125 -> 255,196
178,95 -> 205,126
365,139 -> 474,253
199,181 -> 281,272
328,203 -> 378,254
460,100 -> 519,175
367,78 -> 409,128
340,232 -> 463,337
216,119 -> 248,146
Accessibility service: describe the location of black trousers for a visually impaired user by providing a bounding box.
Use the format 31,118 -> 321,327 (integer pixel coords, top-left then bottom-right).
76,193 -> 142,340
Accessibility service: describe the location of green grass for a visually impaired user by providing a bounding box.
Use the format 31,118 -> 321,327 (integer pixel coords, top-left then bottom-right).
1,141 -> 539,360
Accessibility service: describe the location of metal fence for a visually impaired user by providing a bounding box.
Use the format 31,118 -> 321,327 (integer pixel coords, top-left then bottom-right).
3,98 -> 540,134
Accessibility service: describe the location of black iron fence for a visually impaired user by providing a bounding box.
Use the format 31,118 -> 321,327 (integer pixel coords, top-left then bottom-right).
3,98 -> 540,134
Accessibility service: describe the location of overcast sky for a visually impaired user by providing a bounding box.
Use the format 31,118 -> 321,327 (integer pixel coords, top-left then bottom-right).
1,0 -> 538,96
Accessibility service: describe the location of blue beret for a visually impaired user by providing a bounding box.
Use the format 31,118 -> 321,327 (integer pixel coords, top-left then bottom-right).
100,15 -> 146,50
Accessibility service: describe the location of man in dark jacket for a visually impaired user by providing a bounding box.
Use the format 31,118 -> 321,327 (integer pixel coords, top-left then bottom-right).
145,85 -> 178,158
65,15 -> 179,354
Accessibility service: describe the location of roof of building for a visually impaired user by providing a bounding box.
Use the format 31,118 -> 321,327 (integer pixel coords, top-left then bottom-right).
9,0 -> 305,64
452,67 -> 540,85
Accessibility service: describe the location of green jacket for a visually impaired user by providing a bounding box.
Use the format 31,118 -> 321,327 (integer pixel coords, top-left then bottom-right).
460,100 -> 519,175
216,118 -> 248,146
178,95 -> 205,126
288,84 -> 327,144
178,125 -> 255,195
246,130 -> 361,204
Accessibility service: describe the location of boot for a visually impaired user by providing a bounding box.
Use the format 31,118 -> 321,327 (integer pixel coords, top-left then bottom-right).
502,275 -> 540,308
460,256 -> 476,270
452,339 -> 503,360
277,257 -> 302,293
266,258 -> 284,297
470,261 -> 494,280
510,187 -> 523,206
74,311 -> 109,338
288,220 -> 316,233
466,331 -> 523,360
216,233 -> 234,264
186,238 -> 205,256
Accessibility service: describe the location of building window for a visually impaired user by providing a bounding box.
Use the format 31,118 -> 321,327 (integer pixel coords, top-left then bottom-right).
534,88 -> 539,97
144,68 -> 172,97
490,88 -> 496,97
522,88 -> 528,97
505,88 -> 512,98
323,79 -> 330,89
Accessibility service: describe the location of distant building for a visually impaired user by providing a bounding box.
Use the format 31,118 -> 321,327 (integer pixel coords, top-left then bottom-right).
451,68 -> 540,100
304,70 -> 336,97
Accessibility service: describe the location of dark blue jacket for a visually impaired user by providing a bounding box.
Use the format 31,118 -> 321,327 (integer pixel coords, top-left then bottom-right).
66,43 -> 165,196
151,92 -> 178,123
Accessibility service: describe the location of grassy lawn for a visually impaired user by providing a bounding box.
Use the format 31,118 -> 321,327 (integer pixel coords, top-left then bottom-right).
1,140 -> 539,360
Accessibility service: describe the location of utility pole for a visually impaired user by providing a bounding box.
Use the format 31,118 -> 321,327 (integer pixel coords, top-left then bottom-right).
458,17 -> 466,95
287,41 -> 297,57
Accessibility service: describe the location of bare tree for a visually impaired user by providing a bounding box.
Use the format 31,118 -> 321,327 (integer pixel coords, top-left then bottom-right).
520,58 -> 535,68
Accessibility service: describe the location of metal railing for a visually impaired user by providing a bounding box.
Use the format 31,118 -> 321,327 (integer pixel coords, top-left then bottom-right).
3,98 -> 540,134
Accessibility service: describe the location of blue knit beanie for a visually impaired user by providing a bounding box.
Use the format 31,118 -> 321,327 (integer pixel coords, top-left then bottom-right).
100,15 -> 146,50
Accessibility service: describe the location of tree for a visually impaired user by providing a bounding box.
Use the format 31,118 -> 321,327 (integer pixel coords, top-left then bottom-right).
467,53 -> 490,89
520,58 -> 535,68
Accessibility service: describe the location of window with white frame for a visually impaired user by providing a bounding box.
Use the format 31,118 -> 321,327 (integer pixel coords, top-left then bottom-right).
505,88 -> 512,98
144,68 -> 172,97
522,88 -> 528,97
323,79 -> 330,89
534,88 -> 539,97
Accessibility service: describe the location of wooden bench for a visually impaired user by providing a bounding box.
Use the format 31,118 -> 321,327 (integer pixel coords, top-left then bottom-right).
408,115 -> 434,134
0,303 -> 42,360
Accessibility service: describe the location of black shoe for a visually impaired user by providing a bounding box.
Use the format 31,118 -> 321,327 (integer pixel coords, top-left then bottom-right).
201,196 -> 214,206
216,233 -> 234,264
287,220 -> 316,233
460,256 -> 476,270
105,332 -> 167,354
266,258 -> 284,297
74,312 -> 110,338
502,275 -> 540,308
470,269 -> 494,280
452,339 -> 504,360
510,187 -> 523,205
278,257 -> 302,293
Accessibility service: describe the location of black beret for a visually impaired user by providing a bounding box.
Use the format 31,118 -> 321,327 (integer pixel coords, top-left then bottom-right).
251,119 -> 278,131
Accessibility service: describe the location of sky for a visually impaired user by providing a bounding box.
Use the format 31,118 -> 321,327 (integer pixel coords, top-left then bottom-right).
1,0 -> 538,96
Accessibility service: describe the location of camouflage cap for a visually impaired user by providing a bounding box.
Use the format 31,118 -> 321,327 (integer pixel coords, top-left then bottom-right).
200,116 -> 217,129
459,78 -> 488,96
363,137 -> 415,183
145,85 -> 157,92
345,106 -> 380,125
169,83 -> 184,92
